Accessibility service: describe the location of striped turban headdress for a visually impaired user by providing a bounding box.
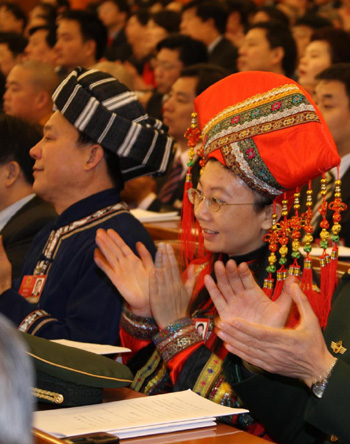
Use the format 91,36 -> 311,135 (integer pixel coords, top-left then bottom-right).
52,67 -> 173,181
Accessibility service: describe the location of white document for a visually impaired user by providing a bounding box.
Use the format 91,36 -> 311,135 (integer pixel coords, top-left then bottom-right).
34,389 -> 248,439
130,209 -> 180,223
50,339 -> 130,355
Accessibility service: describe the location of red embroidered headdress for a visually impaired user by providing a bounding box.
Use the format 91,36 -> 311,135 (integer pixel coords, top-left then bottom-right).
183,71 -> 344,327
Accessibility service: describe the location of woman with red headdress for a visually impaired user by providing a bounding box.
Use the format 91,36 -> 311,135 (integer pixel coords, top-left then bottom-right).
95,70 -> 343,439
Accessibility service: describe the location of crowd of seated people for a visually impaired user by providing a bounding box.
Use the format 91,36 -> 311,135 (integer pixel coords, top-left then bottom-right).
1,1 -> 350,443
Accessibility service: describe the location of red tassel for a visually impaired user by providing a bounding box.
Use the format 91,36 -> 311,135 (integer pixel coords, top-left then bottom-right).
263,273 -> 274,299
180,167 -> 196,267
272,266 -> 287,301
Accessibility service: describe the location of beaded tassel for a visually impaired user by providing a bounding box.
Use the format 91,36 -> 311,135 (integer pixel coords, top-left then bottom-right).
288,189 -> 302,278
272,195 -> 289,301
263,206 -> 279,298
326,176 -> 348,321
317,173 -> 331,319
300,184 -> 314,295
298,182 -> 325,324
182,112 -> 201,265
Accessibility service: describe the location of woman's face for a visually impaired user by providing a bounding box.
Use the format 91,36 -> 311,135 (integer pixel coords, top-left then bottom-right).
298,40 -> 332,88
194,160 -> 272,257
146,19 -> 168,51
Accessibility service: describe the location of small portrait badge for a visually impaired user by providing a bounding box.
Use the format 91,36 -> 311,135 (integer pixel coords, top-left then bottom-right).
331,340 -> 347,355
19,275 -> 47,303
194,319 -> 209,340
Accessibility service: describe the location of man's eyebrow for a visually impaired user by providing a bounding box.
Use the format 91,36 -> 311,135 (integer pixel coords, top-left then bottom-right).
6,80 -> 20,87
43,124 -> 53,133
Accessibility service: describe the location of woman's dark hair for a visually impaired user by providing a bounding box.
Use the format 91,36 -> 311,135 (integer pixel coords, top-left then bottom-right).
311,28 -> 350,64
152,10 -> 180,34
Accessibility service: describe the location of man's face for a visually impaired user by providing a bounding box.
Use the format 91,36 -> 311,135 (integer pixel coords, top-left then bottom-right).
98,1 -> 124,30
0,43 -> 19,77
154,48 -> 183,95
0,6 -> 23,33
3,65 -> 40,122
162,76 -> 196,142
180,8 -> 207,44
29,111 -> 91,211
25,29 -> 57,65
314,80 -> 350,151
238,28 -> 280,73
55,19 -> 94,71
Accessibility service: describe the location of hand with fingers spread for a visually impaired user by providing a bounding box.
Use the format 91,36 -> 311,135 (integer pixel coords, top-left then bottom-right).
205,260 -> 293,328
94,228 -> 154,317
218,281 -> 336,387
150,243 -> 196,329
0,236 -> 12,294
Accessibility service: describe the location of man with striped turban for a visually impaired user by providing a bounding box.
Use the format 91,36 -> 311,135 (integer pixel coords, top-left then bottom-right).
0,67 -> 173,344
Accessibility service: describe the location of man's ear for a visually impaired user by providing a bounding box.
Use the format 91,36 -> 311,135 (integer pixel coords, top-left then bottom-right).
84,144 -> 105,171
5,161 -> 21,187
261,202 -> 282,231
271,46 -> 284,67
84,39 -> 96,58
35,91 -> 50,110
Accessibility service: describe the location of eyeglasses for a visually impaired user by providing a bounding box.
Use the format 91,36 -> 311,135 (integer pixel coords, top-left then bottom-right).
152,60 -> 181,71
187,188 -> 255,213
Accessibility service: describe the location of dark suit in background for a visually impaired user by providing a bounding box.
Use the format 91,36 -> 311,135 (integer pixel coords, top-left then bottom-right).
104,28 -> 132,62
209,37 -> 237,74
1,196 -> 56,278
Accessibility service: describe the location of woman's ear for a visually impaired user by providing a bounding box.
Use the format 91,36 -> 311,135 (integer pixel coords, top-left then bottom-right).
260,202 -> 282,231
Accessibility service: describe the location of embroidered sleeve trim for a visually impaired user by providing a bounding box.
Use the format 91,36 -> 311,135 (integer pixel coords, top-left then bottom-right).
154,318 -> 202,363
121,305 -> 158,340
18,310 -> 57,334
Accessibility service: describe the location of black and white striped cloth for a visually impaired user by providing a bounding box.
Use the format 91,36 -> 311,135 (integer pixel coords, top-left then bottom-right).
52,67 -> 173,181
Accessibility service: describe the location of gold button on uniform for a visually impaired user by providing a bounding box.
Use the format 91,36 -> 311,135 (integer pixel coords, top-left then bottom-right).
330,434 -> 338,442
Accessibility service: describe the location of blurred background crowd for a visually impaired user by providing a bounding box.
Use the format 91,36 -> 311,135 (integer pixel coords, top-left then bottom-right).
2,0 -> 350,244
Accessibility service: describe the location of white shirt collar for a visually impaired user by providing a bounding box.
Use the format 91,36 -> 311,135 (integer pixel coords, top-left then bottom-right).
330,152 -> 350,179
208,35 -> 223,54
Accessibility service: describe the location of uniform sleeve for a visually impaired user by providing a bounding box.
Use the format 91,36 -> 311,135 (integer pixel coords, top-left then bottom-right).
304,358 -> 350,442
224,354 -> 325,443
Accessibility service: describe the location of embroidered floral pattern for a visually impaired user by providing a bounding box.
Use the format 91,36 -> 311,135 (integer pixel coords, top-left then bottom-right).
203,83 -> 302,134
199,85 -> 320,197
193,354 -> 223,397
222,140 -> 283,197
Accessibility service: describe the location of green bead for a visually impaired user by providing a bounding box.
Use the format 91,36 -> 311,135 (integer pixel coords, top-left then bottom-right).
331,234 -> 340,243
291,251 -> 301,259
303,245 -> 312,253
267,265 -> 276,273
320,240 -> 329,249
279,257 -> 287,265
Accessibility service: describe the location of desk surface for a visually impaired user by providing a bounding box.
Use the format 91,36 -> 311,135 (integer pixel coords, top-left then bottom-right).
34,388 -> 272,444
144,220 -> 180,241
